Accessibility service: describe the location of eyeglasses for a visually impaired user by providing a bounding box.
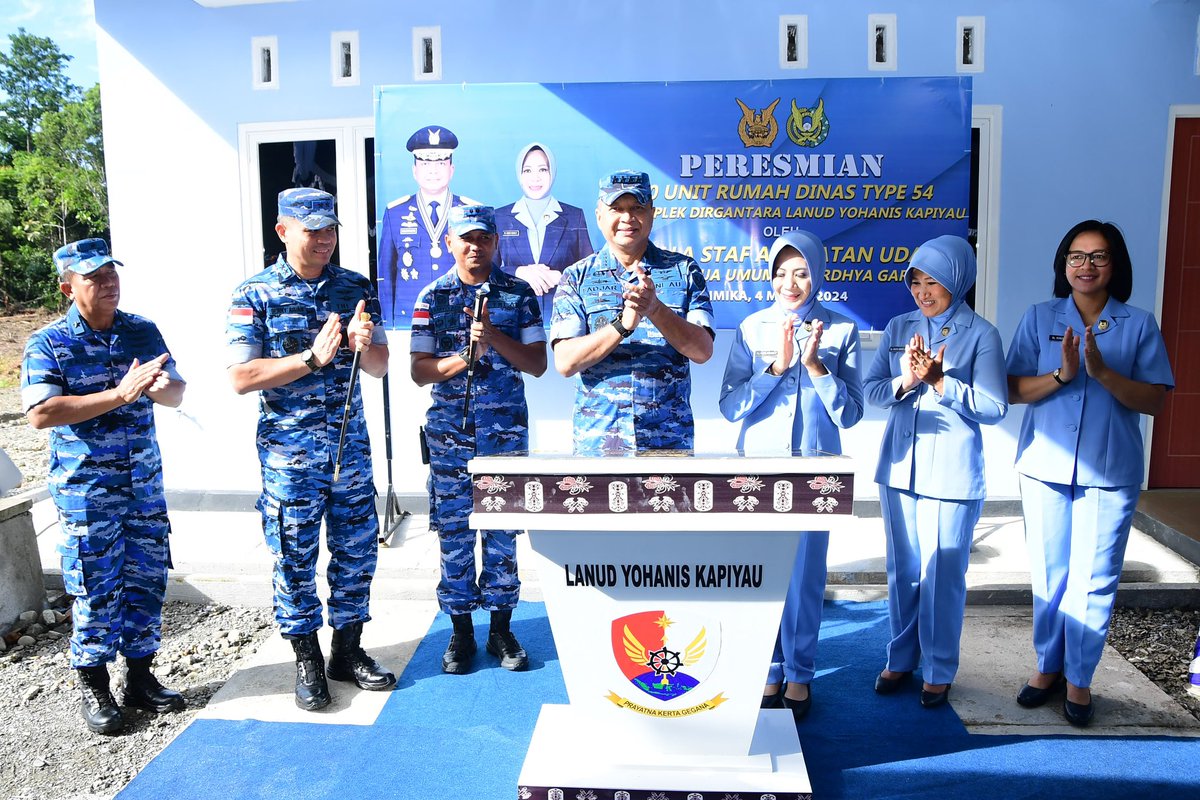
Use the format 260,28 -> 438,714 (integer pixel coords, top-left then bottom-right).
1066,250 -> 1111,268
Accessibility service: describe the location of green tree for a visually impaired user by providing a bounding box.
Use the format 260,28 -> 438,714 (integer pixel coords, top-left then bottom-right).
13,85 -> 107,250
0,31 -> 101,311
0,28 -> 78,162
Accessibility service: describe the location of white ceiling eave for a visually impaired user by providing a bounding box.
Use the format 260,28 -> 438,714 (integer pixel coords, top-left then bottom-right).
192,0 -> 299,7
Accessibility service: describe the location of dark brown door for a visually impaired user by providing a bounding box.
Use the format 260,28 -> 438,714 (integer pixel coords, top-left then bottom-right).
1150,117 -> 1200,487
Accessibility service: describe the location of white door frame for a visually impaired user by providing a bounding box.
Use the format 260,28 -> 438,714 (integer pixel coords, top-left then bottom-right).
973,104 -> 1002,324
237,117 -> 374,280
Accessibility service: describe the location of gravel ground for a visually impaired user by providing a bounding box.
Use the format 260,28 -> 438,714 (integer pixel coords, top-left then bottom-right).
1108,606 -> 1200,719
0,598 -> 273,800
0,310 -> 1197,799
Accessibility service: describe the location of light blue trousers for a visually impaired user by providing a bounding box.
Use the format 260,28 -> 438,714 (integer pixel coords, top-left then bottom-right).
767,531 -> 829,685
880,486 -> 981,685
1020,475 -> 1137,688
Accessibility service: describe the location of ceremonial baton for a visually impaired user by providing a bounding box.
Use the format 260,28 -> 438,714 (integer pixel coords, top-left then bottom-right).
461,282 -> 490,429
332,310 -> 370,483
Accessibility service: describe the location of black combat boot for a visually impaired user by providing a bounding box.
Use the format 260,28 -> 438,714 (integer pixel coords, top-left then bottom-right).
123,654 -> 185,713
441,613 -> 477,674
287,632 -> 332,710
486,609 -> 529,671
76,665 -> 124,734
327,621 -> 396,691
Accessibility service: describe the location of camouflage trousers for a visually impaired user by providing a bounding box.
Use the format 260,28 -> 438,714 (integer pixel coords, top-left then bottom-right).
427,427 -> 521,615
257,464 -> 379,636
57,507 -> 170,668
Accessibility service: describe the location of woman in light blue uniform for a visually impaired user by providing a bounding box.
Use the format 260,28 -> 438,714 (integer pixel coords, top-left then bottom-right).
864,235 -> 1007,708
1006,220 -> 1173,726
719,229 -> 864,721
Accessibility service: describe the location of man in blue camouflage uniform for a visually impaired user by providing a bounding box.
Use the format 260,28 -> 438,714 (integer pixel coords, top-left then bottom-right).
551,171 -> 715,453
22,239 -> 186,735
378,126 -> 477,326
410,205 -> 547,673
226,188 -> 395,710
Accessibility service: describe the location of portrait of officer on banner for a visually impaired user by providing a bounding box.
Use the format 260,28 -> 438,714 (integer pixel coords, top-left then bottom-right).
377,125 -> 478,326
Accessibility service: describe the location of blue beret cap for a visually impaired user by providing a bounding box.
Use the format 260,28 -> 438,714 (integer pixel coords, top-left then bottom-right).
278,187 -> 341,230
446,205 -> 497,236
407,126 -> 458,161
599,170 -> 652,205
54,238 -> 122,278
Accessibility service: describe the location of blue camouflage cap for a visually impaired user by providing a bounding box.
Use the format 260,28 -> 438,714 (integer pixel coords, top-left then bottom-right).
446,205 -> 497,237
407,126 -> 458,161
278,187 -> 341,230
599,170 -> 652,205
54,238 -> 123,278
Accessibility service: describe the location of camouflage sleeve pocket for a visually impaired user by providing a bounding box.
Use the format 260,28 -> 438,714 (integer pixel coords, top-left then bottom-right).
584,305 -> 622,335
265,314 -> 311,359
58,541 -> 86,596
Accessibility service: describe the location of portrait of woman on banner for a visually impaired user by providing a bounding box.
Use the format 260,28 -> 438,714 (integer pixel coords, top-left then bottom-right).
495,142 -> 594,316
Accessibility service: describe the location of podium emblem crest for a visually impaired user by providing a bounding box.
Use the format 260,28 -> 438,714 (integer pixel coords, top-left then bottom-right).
611,610 -> 720,702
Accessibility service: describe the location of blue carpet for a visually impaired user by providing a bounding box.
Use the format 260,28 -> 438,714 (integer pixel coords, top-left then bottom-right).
117,601 -> 1200,800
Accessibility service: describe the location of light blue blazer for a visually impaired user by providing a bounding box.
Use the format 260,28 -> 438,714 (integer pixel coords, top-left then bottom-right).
1006,297 -> 1174,488
719,302 -> 864,455
864,303 -> 1008,500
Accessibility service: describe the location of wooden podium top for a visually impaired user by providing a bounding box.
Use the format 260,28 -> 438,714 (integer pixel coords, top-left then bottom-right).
467,453 -> 856,526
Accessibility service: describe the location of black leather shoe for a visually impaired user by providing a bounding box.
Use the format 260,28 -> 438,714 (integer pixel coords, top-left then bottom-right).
328,622 -> 396,691
1064,697 -> 1095,726
485,609 -> 528,671
920,685 -> 951,708
1016,676 -> 1066,709
761,690 -> 783,709
486,630 -> 529,671
76,665 -> 124,735
442,632 -> 477,674
287,632 -> 331,711
443,614 -> 476,674
874,671 -> 911,694
782,687 -> 812,722
123,655 -> 185,713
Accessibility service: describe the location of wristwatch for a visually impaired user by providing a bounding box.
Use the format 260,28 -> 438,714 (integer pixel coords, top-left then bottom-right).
301,349 -> 321,372
1052,368 -> 1066,385
611,317 -> 634,339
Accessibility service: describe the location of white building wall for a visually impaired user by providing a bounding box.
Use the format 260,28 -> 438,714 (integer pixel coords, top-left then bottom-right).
91,0 -> 1200,502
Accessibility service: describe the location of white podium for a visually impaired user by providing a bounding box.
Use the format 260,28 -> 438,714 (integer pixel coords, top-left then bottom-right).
467,454 -> 855,800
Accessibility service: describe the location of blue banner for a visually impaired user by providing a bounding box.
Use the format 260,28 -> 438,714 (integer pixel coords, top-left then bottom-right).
375,77 -> 971,331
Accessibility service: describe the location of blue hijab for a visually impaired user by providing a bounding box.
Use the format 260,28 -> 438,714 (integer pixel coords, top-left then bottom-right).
903,235 -> 977,335
767,229 -> 825,321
